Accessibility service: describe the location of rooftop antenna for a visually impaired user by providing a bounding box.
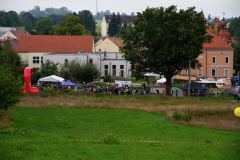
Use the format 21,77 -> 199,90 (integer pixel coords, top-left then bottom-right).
223,12 -> 225,18
96,0 -> 98,15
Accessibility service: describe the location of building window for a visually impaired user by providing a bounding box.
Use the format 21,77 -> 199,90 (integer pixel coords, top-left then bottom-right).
211,69 -> 216,77
224,69 -> 229,77
89,59 -> 93,64
104,65 -> 108,76
33,56 -> 39,64
212,57 -> 216,64
112,65 -> 116,76
225,57 -> 229,64
198,68 -> 202,77
41,57 -> 43,63
120,70 -> 124,77
120,65 -> 124,77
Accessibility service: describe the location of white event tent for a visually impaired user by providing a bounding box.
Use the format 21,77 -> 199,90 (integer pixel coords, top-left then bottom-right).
37,75 -> 64,86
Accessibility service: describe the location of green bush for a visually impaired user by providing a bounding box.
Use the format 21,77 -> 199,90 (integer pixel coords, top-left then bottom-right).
60,61 -> 100,83
172,110 -> 192,122
102,133 -> 120,144
40,88 -> 59,97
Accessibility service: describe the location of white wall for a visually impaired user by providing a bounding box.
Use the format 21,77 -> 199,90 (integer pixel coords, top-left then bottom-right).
100,52 -> 131,78
43,53 -> 101,70
18,52 -> 47,68
0,31 -> 17,40
43,52 -> 132,78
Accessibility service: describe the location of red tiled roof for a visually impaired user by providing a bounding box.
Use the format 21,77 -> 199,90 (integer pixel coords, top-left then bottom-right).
16,35 -> 94,53
204,28 -> 232,50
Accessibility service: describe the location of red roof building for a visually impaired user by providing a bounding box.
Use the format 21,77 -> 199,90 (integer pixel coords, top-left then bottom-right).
17,35 -> 94,53
180,18 -> 234,80
203,28 -> 232,50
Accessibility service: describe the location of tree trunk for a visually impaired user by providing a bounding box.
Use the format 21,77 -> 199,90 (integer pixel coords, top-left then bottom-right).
166,76 -> 172,95
0,107 -> 10,126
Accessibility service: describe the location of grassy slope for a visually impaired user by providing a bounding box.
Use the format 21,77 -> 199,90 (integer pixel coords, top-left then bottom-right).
0,107 -> 239,160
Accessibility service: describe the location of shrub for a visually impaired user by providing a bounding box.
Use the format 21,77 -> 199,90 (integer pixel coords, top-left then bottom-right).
172,110 -> 192,122
102,133 -> 120,144
60,61 -> 100,83
40,88 -> 59,97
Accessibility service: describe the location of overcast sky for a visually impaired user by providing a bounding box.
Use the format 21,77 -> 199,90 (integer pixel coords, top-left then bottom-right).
1,0 -> 240,18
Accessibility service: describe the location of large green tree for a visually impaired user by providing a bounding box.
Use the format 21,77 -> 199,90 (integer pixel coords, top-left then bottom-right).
19,12 -> 36,33
60,61 -> 99,83
234,44 -> 240,75
108,13 -> 117,36
48,14 -> 64,25
78,10 -> 96,35
121,6 -> 211,94
41,60 -> 58,77
0,42 -> 22,77
108,13 -> 122,36
0,11 -> 20,27
229,17 -> 240,37
35,17 -> 53,35
0,67 -> 21,125
54,14 -> 87,35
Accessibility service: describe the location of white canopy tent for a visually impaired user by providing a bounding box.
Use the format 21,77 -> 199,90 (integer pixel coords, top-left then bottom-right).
37,75 -> 64,86
115,80 -> 132,87
156,77 -> 167,84
144,72 -> 160,77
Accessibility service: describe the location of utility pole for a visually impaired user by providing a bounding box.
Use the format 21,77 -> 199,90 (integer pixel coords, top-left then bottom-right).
96,0 -> 98,15
188,60 -> 191,96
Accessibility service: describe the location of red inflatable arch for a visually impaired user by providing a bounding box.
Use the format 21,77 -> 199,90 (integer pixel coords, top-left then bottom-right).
23,67 -> 39,94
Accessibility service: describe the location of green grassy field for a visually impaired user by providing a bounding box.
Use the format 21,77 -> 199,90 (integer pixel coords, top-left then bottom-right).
0,107 -> 239,160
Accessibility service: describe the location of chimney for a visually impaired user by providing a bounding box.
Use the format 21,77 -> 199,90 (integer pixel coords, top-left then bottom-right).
213,18 -> 219,34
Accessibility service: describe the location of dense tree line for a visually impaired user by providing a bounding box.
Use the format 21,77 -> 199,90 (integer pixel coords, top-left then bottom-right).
108,13 -> 122,36
31,60 -> 99,84
29,6 -> 71,17
0,11 -> 21,27
60,61 -> 99,83
0,9 -> 96,36
54,14 -> 87,35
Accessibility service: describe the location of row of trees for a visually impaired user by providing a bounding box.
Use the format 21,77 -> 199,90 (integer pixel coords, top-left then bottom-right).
29,6 -> 71,17
108,13 -> 122,36
54,11 -> 96,35
33,60 -> 99,84
0,10 -> 96,35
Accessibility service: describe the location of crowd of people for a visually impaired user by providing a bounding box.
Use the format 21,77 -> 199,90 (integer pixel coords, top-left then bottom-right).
39,81 -> 153,96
